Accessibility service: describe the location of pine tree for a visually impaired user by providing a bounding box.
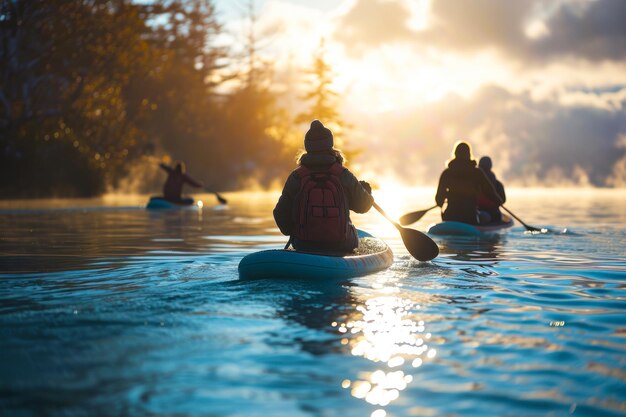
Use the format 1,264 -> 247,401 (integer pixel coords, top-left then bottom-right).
296,38 -> 351,151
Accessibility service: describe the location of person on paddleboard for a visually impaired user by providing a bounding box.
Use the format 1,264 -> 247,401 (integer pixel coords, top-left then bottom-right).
477,156 -> 506,223
273,120 -> 373,253
159,161 -> 203,204
435,141 -> 502,225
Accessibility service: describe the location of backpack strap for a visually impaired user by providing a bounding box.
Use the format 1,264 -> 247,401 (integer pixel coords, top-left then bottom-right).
295,163 -> 344,188
295,165 -> 310,177
328,162 -> 345,177
296,163 -> 344,177
295,165 -> 311,187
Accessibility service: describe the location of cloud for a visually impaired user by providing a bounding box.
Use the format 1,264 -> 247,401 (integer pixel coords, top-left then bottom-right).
424,0 -> 536,52
237,0 -> 626,188
333,0 -> 415,52
349,84 -> 626,187
533,0 -> 626,61
334,0 -> 626,64
606,135 -> 626,187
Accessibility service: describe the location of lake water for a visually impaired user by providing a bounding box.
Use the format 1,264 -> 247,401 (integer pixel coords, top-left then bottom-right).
1,189 -> 625,417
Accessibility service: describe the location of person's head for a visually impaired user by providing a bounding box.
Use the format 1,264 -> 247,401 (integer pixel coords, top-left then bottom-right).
297,119 -> 343,165
446,141 -> 475,167
479,156 -> 492,171
304,120 -> 333,152
174,161 -> 186,174
453,141 -> 473,160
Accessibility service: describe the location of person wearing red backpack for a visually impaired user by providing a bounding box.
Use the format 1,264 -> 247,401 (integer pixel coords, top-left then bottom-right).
273,120 -> 373,253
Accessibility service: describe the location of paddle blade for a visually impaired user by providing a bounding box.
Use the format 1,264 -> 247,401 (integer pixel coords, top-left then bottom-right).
399,227 -> 439,261
399,211 -> 425,226
399,205 -> 437,226
501,206 -> 547,234
215,193 -> 227,205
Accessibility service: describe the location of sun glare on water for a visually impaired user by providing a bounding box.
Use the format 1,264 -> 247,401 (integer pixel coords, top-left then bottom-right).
335,290 -> 438,415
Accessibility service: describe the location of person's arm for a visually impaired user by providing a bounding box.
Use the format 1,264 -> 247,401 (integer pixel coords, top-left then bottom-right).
342,170 -> 373,213
159,163 -> 173,174
273,172 -> 299,236
478,170 -> 503,205
435,170 -> 448,207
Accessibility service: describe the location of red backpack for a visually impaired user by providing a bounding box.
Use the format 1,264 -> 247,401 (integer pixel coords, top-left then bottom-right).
293,163 -> 349,242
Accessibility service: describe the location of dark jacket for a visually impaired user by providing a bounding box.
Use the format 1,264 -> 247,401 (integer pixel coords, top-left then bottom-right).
160,164 -> 202,202
273,153 -> 373,252
435,158 -> 502,225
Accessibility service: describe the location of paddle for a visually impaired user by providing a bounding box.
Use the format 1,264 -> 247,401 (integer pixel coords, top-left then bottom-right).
501,206 -> 545,233
399,205 -> 439,226
372,201 -> 439,261
205,188 -> 227,204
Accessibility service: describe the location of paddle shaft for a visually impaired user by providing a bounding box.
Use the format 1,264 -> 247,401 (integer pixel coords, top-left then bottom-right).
205,188 -> 227,204
501,206 -> 539,231
372,202 -> 402,231
372,200 -> 440,261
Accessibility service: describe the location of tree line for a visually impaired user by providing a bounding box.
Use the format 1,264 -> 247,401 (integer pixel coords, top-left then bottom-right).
0,0 -> 345,197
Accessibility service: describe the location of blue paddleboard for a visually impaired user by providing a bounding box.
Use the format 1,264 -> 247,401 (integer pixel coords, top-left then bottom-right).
238,230 -> 393,280
427,214 -> 514,236
146,196 -> 197,209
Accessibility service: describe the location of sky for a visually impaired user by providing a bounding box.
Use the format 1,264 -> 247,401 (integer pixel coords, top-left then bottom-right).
214,0 -> 626,187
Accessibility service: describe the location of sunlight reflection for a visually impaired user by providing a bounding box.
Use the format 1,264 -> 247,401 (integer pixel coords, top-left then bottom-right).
371,409 -> 387,417
197,200 -> 204,221
339,294 -> 436,410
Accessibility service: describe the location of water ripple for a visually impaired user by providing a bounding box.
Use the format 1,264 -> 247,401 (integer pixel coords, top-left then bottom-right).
1,191 -> 625,417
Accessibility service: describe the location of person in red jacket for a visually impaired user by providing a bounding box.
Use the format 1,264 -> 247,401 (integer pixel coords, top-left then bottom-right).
435,142 -> 502,225
159,162 -> 203,204
477,156 -> 506,223
273,120 -> 373,253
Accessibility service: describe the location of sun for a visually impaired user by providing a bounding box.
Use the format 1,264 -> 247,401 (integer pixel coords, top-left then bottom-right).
333,47 -> 456,113
371,177 -> 412,219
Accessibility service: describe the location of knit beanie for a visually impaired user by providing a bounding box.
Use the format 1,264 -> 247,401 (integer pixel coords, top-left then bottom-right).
304,120 -> 333,152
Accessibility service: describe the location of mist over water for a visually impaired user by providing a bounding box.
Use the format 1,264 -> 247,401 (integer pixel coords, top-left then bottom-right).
1,189 -> 625,417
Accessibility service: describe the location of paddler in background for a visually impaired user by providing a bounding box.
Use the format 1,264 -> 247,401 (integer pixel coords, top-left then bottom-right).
273,120 -> 373,253
435,141 -> 502,225
478,156 -> 506,223
159,161 -> 203,204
